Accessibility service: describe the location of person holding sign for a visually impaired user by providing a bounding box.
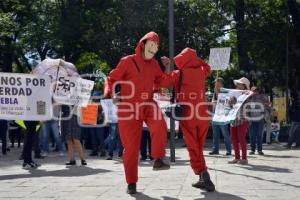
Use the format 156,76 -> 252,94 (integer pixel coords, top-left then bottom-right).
162,48 -> 215,192
228,77 -> 250,165
104,31 -> 172,194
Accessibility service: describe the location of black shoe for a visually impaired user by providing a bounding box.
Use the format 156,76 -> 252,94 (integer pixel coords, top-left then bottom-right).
209,151 -> 219,155
192,171 -> 215,192
106,156 -> 113,160
249,151 -> 255,155
225,152 -> 231,156
66,160 -> 76,166
34,154 -> 45,159
153,159 -> 170,171
89,152 -> 98,157
127,183 -> 137,194
258,151 -> 264,155
148,155 -> 154,160
81,160 -> 87,166
284,144 -> 292,149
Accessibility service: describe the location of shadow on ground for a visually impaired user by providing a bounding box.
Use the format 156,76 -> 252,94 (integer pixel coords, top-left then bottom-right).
0,166 -> 110,181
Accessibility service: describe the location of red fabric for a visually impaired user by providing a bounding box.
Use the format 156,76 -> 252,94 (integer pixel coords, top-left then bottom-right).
230,122 -> 249,160
181,120 -> 209,174
104,32 -> 171,184
168,48 -> 211,174
118,103 -> 167,184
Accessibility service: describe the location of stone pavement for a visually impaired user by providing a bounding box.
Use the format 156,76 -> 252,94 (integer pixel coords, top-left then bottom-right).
0,140 -> 299,200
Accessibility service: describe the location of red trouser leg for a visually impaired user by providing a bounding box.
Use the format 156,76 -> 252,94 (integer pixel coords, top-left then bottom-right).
180,121 -> 209,175
230,126 -> 240,160
237,122 -> 248,160
144,104 -> 167,159
118,119 -> 143,184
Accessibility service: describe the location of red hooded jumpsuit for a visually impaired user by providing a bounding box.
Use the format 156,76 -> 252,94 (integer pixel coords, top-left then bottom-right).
104,32 -> 171,184
169,48 -> 211,175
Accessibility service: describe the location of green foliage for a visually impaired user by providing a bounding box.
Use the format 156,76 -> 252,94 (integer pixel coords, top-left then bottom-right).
76,52 -> 110,75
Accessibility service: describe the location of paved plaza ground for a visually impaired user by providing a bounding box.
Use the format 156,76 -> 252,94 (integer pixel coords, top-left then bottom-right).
0,140 -> 299,200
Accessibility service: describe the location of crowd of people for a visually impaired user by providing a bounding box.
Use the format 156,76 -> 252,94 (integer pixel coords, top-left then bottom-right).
1,31 -> 300,195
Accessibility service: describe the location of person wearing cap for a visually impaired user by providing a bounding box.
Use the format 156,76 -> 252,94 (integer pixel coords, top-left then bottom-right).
104,32 -> 172,194
228,77 -> 250,165
209,77 -> 232,156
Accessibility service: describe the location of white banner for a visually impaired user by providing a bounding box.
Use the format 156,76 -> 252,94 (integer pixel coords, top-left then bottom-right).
212,88 -> 253,124
54,76 -> 94,106
100,99 -> 118,123
0,72 -> 52,121
209,47 -> 231,70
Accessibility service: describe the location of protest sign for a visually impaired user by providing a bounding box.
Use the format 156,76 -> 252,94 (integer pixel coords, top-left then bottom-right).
212,88 -> 253,124
100,99 -> 118,123
0,72 -> 52,121
209,47 -> 231,70
81,104 -> 98,125
54,76 -> 94,106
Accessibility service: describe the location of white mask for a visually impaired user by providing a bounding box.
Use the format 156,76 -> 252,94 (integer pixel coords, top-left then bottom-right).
143,40 -> 158,60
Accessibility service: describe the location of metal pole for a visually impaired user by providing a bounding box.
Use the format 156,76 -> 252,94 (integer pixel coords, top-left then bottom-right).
168,0 -> 175,163
285,31 -> 289,123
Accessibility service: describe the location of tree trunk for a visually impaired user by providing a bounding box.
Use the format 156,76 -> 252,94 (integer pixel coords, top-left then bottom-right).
235,0 -> 250,72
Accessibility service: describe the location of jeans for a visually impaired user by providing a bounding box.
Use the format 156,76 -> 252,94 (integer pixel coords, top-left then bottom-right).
107,123 -> 123,157
40,120 -> 65,153
288,122 -> 300,146
211,124 -> 231,153
140,130 -> 151,159
249,121 -> 264,152
90,127 -> 105,153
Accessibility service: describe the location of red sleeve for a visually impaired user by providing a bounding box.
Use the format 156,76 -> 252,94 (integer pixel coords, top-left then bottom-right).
199,59 -> 211,78
154,61 -> 177,89
104,58 -> 128,97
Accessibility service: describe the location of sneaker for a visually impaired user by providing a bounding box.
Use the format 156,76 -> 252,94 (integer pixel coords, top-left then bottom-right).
153,159 -> 170,171
249,151 -> 255,155
127,183 -> 137,194
258,151 -> 264,155
22,162 -> 40,169
238,159 -> 248,165
228,159 -> 239,164
81,160 -> 87,166
225,152 -> 231,156
209,151 -> 219,155
66,160 -> 76,166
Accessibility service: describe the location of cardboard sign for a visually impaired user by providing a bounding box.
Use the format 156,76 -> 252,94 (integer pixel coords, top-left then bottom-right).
81,104 -> 98,125
209,47 -> 231,70
54,76 -> 94,106
0,72 -> 52,121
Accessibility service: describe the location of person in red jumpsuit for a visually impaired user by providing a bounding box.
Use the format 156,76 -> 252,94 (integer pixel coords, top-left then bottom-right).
166,47 -> 215,192
104,31 -> 171,194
